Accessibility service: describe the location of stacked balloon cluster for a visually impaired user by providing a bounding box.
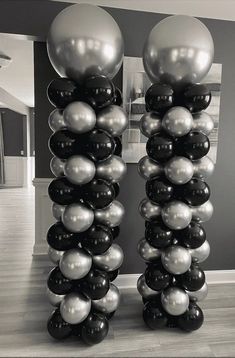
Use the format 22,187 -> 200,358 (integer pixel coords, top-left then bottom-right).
45,4 -> 127,345
137,15 -> 215,332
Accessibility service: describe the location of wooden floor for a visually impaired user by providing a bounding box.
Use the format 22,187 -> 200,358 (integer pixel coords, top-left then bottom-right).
0,187 -> 235,357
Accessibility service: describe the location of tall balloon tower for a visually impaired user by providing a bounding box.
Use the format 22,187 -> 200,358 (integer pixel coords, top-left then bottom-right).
138,15 -> 215,331
45,4 -> 127,345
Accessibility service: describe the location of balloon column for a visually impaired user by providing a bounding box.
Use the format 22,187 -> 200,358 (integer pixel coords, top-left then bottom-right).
46,4 -> 127,345
138,15 -> 215,332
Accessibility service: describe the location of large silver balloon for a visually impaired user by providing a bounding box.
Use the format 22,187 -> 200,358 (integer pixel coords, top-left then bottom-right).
137,274 -> 160,299
62,203 -> 94,233
161,245 -> 191,274
164,156 -> 194,184
139,198 -> 161,221
96,155 -> 127,183
47,288 -> 65,307
48,246 -> 65,264
193,112 -> 214,136
186,282 -> 208,302
48,109 -> 65,132
93,243 -> 123,272
189,240 -> 210,263
50,156 -> 65,177
60,292 -> 91,324
63,101 -> 96,134
95,200 -> 124,227
162,107 -> 193,137
138,156 -> 163,180
143,15 -> 214,91
138,238 -> 161,262
191,200 -> 213,222
140,112 -> 161,138
161,287 -> 189,316
161,201 -> 192,230
64,155 -> 95,185
52,202 -> 66,221
47,3 -> 124,83
96,105 -> 128,136
92,283 -> 120,314
193,156 -> 215,180
59,248 -> 92,280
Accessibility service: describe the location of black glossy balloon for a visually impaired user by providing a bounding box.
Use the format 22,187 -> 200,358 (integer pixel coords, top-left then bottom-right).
80,225 -> 113,255
176,222 -> 206,249
145,83 -> 174,114
47,222 -> 80,251
182,178 -> 210,206
81,313 -> 109,345
47,78 -> 81,109
47,308 -> 73,340
146,134 -> 174,162
110,226 -> 120,239
47,266 -> 73,295
176,131 -> 210,160
49,129 -> 80,159
113,183 -> 120,197
183,84 -> 212,113
145,263 -> 171,291
113,87 -> 123,106
85,129 -> 115,161
114,136 -> 122,157
80,269 -> 110,300
84,75 -> 115,110
104,311 -> 116,320
143,300 -> 168,329
177,264 -> 205,291
146,178 -> 174,204
178,303 -> 204,331
48,177 -> 78,205
82,179 -> 115,209
108,269 -> 119,282
145,221 -> 173,249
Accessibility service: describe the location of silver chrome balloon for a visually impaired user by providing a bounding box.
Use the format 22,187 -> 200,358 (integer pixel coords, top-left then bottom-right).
52,202 -> 66,221
139,112 -> 161,138
60,292 -> 91,325
50,156 -> 65,177
192,112 -> 214,136
48,109 -> 65,132
59,248 -> 92,280
64,155 -> 95,185
47,288 -> 65,307
95,200 -> 124,227
191,200 -> 213,222
93,243 -> 123,272
138,237 -> 161,262
143,15 -> 214,91
161,245 -> 191,274
161,287 -> 189,316
189,240 -> 210,263
96,155 -> 127,183
161,201 -> 192,230
92,283 -> 120,313
193,156 -> 215,180
137,274 -> 160,299
162,107 -> 193,137
186,282 -> 208,302
62,203 -> 94,233
47,3 -> 124,83
164,156 -> 194,185
48,246 -> 65,264
139,198 -> 161,221
63,101 -> 96,134
96,105 -> 128,136
138,156 -> 163,180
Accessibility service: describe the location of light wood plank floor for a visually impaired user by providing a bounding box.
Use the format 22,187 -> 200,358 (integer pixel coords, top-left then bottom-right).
0,187 -> 234,357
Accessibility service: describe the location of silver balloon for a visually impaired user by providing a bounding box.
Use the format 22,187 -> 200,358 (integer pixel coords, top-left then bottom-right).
47,288 -> 65,307
63,101 -> 96,134
139,198 -> 161,221
193,156 -> 215,180
92,283 -> 120,313
60,292 -> 91,324
95,200 -> 124,227
48,109 -> 65,132
139,112 -> 161,138
191,200 -> 213,222
162,107 -> 193,137
161,201 -> 192,230
143,15 -> 214,91
189,240 -> 210,263
96,155 -> 127,183
62,203 -> 94,233
193,112 -> 214,136
48,246 -> 65,264
52,202 -> 66,221
59,248 -> 92,280
161,287 -> 189,316
164,156 -> 194,184
138,156 -> 163,180
96,105 -> 128,136
161,245 -> 191,274
50,156 -> 65,177
138,237 -> 161,262
64,155 -> 95,185
47,3 -> 124,83
93,243 -> 123,272
137,274 -> 160,299
186,282 -> 208,302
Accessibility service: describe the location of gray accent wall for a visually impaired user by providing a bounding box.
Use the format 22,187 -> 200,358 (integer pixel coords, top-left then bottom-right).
1,108 -> 25,157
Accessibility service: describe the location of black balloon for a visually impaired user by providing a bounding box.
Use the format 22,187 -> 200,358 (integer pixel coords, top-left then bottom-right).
49,129 -> 80,159
108,269 -> 119,282
82,179 -> 115,209
176,131 -> 210,160
47,78 -> 81,109
146,178 -> 174,204
143,300 -> 168,329
145,83 -> 174,114
80,269 -> 110,300
81,313 -> 109,345
181,178 -> 210,206
177,264 -> 205,291
110,226 -> 120,239
47,222 -> 80,251
48,177 -> 77,205
175,222 -> 206,249
145,263 -> 171,291
47,308 -> 73,340
113,183 -> 120,197
178,303 -> 204,331
146,134 -> 174,162
113,136 -> 122,157
47,266 -> 73,295
183,84 -> 212,113
113,87 -> 123,106
80,225 -> 113,255
85,129 -> 115,161
83,75 -> 115,110
145,221 -> 173,248
104,311 -> 116,320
